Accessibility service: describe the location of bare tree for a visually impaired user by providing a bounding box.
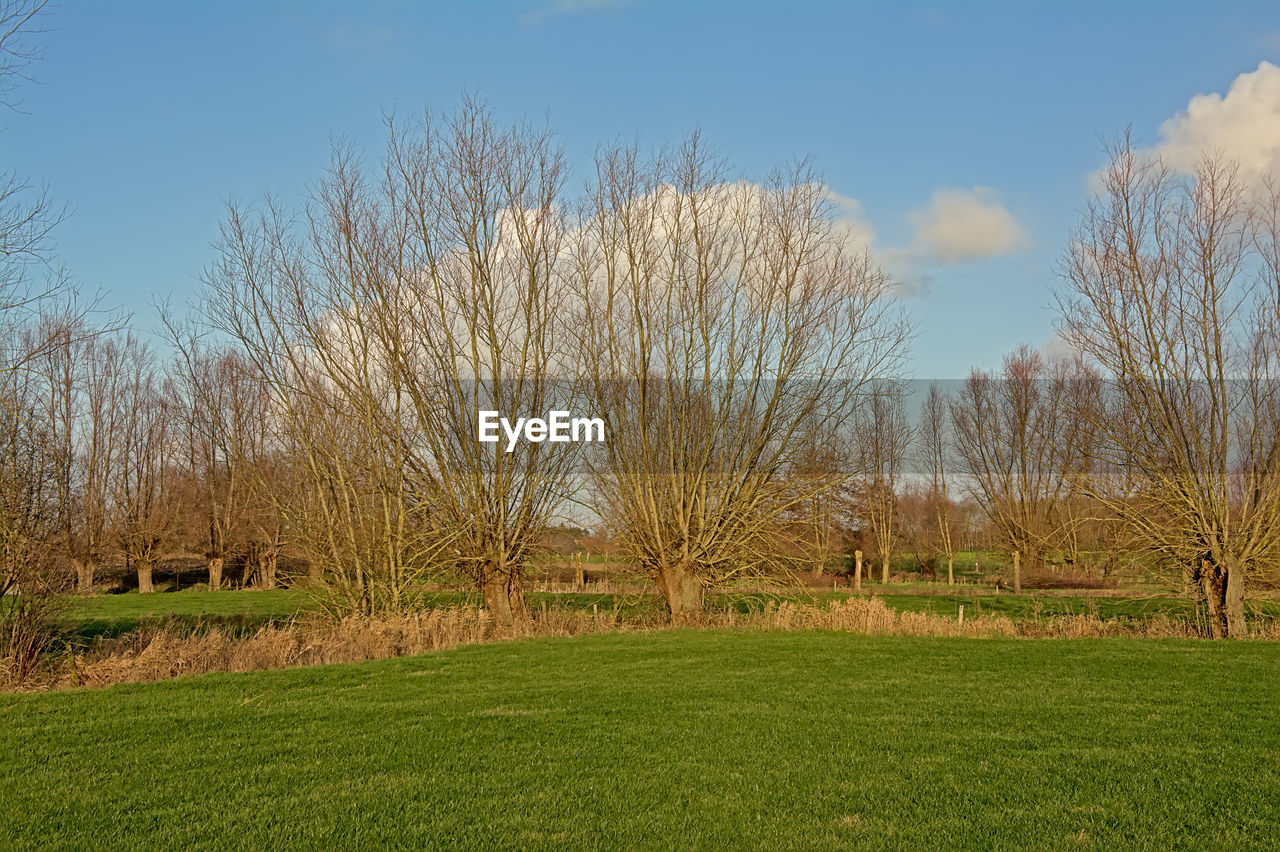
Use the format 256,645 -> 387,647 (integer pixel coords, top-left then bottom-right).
785,420 -> 851,579
0,327 -> 64,685
0,0 -> 46,108
920,383 -> 955,584
164,326 -> 260,590
0,334 -> 55,591
1,0 -> 65,334
204,197 -> 427,615
571,136 -> 910,615
39,318 -> 124,592
950,346 -> 1089,576
854,382 -> 912,583
1058,138 -> 1280,637
218,354 -> 287,590
379,103 -> 581,622
110,337 -> 173,594
204,100 -> 579,620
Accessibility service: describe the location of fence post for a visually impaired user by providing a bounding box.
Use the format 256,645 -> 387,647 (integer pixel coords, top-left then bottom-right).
854,550 -> 863,592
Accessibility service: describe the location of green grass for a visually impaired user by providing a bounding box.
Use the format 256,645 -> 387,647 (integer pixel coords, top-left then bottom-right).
862,592 -> 1280,622
59,589 -> 317,642
18,581 -> 1209,644
3,631 -> 1278,848
55,586 -> 1280,645
64,588 -> 314,622
54,589 -> 667,644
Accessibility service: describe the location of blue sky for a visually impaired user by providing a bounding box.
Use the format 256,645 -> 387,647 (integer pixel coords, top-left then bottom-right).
5,0 -> 1279,377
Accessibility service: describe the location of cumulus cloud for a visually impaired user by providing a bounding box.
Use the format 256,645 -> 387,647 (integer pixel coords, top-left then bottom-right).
821,188 -> 935,295
908,188 -> 1029,264
1154,61 -> 1280,184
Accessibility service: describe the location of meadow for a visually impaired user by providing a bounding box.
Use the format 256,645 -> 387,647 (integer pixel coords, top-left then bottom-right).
3,631 -> 1277,849
57,584 -> 1280,645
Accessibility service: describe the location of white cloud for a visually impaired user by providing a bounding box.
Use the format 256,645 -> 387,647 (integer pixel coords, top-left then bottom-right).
1038,331 -> 1078,363
822,188 -> 935,295
1154,61 -> 1280,184
908,187 -> 1029,264
822,188 -> 878,254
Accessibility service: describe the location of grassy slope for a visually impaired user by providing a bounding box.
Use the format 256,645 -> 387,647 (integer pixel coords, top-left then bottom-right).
3,631 -> 1279,849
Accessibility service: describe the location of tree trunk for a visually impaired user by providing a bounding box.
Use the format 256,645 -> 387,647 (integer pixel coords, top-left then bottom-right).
1012,550 -> 1022,595
947,557 -> 954,586
881,556 -> 889,584
1224,563 -> 1247,638
481,571 -> 525,626
574,553 -> 585,591
1201,560 -> 1226,639
137,560 -> 155,594
208,556 -> 224,591
74,560 -> 95,594
260,550 -> 279,590
853,550 -> 862,592
656,562 -> 703,617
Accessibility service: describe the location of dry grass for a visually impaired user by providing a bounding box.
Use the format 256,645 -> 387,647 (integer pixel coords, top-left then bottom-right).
5,597 -> 1279,693
52,605 -> 647,691
727,598 -> 1018,638
0,588 -> 66,688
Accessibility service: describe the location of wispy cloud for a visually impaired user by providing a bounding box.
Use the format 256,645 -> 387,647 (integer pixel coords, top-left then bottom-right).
521,0 -> 631,25
325,20 -> 397,56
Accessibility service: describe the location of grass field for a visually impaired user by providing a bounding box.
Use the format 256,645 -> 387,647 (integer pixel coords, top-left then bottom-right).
60,589 -> 316,641
58,586 -> 1280,643
3,631 -> 1278,848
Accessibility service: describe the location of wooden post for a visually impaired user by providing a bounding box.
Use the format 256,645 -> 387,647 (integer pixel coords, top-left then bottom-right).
854,550 -> 863,592
574,552 -> 585,591
958,604 -> 964,625
1013,550 -> 1022,595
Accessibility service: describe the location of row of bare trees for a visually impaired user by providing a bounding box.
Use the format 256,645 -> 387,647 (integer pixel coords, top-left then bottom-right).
195,101 -> 911,620
3,10 -> 1277,636
0,320 -> 285,596
829,140 -> 1280,637
1057,139 -> 1280,636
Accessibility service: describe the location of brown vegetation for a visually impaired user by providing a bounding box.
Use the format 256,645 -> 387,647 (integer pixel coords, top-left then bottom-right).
6,596 -> 1274,694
